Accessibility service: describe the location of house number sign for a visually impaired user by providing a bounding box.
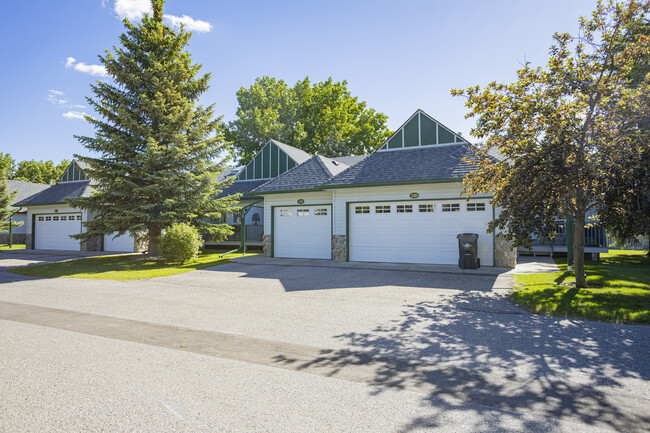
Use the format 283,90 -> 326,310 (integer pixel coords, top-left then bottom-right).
409,192 -> 419,199
297,199 -> 305,204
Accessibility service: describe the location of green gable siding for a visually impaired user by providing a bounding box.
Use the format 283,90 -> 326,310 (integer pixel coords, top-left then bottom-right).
271,144 -> 279,177
59,162 -> 87,183
378,110 -> 465,152
280,151 -> 287,173
420,115 -> 437,145
262,145 -> 270,178
388,130 -> 403,149
438,126 -> 455,144
403,116 -> 419,147
234,141 -> 306,181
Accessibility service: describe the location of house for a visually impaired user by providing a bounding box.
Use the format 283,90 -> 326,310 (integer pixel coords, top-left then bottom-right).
15,161 -> 138,252
243,110 -> 516,267
14,110 -> 518,267
1,180 -> 50,244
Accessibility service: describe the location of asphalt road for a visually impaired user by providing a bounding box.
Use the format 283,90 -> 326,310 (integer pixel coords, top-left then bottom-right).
0,259 -> 648,432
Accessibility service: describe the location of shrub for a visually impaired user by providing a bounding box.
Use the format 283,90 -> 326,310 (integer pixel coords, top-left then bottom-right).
159,223 -> 203,263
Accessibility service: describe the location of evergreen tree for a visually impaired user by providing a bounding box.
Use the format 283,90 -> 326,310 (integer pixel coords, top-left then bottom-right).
70,0 -> 237,255
0,169 -> 22,232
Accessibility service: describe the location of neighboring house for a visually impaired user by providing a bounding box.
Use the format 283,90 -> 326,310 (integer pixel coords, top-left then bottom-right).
15,161 -> 138,252
247,110 -> 516,267
209,139 -> 312,248
519,208 -> 609,258
1,180 -> 50,244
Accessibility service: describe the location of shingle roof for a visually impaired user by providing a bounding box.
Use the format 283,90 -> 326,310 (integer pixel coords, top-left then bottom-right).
332,155 -> 368,166
252,155 -> 351,193
324,144 -> 477,187
270,139 -> 311,165
15,180 -> 93,206
215,179 -> 268,199
8,180 -> 50,208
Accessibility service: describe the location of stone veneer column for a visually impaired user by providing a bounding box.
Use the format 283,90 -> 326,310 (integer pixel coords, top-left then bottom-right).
80,236 -> 101,252
24,234 -> 33,250
262,234 -> 272,257
134,233 -> 148,253
332,235 -> 347,262
494,234 -> 517,268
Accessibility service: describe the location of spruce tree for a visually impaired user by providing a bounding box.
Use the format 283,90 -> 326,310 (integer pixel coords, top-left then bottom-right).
70,0 -> 238,255
0,170 -> 22,232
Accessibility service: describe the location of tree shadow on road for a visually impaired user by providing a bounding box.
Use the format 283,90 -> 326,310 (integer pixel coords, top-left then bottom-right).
274,291 -> 650,432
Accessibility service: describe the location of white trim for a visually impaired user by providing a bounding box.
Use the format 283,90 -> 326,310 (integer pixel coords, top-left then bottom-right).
376,142 -> 463,153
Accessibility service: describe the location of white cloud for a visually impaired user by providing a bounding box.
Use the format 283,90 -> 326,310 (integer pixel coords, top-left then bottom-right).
62,111 -> 88,120
47,89 -> 67,105
111,1 -> 212,33
165,14 -> 212,33
65,57 -> 108,77
114,0 -> 151,20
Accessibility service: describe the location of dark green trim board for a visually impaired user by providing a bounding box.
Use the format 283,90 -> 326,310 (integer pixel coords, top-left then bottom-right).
346,203 -> 350,261
256,179 -> 464,195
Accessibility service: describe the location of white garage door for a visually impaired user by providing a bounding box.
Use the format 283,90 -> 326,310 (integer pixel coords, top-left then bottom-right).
349,201 -> 493,266
104,232 -> 134,252
34,213 -> 82,250
274,206 -> 331,259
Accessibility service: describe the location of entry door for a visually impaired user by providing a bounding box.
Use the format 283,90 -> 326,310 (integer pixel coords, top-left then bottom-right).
34,213 -> 82,250
274,206 -> 331,259
349,201 -> 493,265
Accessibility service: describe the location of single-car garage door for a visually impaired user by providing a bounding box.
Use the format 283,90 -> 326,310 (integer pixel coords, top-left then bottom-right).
274,205 -> 331,259
349,201 -> 493,266
34,213 -> 82,250
104,232 -> 135,252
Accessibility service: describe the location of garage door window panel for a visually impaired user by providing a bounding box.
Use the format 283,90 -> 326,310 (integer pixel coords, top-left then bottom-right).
397,205 -> 413,213
375,205 -> 391,213
419,204 -> 435,212
442,203 -> 460,212
467,203 -> 486,212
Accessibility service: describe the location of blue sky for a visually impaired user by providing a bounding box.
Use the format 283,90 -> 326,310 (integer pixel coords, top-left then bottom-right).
0,0 -> 599,163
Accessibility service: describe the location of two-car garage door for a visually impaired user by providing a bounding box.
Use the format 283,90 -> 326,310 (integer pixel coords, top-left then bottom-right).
34,213 -> 82,250
349,200 -> 493,266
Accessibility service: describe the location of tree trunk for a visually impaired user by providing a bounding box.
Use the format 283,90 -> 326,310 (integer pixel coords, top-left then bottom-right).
574,206 -> 587,288
148,224 -> 161,257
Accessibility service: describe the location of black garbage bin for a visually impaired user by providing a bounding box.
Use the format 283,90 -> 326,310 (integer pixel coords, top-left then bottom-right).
457,233 -> 479,269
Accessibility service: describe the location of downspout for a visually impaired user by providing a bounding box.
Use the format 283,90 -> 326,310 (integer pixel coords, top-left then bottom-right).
219,199 -> 264,258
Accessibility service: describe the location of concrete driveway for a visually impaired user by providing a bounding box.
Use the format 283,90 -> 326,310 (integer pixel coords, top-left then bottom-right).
0,249 -> 126,271
0,261 -> 648,432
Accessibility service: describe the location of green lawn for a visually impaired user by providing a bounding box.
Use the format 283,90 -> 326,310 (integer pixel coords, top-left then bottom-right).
8,250 -> 255,281
0,244 -> 26,250
512,250 -> 650,324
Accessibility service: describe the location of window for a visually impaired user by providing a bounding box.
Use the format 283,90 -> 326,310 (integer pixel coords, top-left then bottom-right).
38,216 -> 44,221
355,206 -> 370,214
297,209 -> 310,216
314,208 -> 328,216
419,204 -> 435,213
61,216 -> 67,221
53,216 -> 59,221
375,205 -> 391,213
45,216 -> 52,221
76,215 -> 82,221
396,205 -> 413,213
442,203 -> 460,212
280,209 -> 292,217
467,203 -> 486,212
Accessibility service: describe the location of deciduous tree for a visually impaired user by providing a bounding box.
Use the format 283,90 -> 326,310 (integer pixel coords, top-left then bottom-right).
225,76 -> 391,162
453,0 -> 650,287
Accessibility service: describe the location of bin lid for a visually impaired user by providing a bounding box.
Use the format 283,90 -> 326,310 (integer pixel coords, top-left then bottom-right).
457,233 -> 479,240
